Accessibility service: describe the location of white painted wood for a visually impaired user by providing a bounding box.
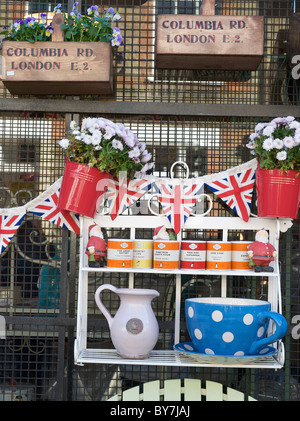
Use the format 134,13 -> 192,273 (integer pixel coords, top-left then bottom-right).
108,379 -> 256,402
75,214 -> 286,369
143,380 -> 160,401
123,385 -> 140,401
206,381 -> 223,401
183,379 -> 202,401
107,379 -> 257,401
163,379 -> 181,401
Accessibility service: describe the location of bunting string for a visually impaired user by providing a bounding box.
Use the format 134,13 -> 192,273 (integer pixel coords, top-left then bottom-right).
0,159 -> 257,254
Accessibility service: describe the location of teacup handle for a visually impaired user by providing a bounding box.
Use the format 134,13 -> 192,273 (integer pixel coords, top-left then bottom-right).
95,284 -> 118,329
249,311 -> 288,355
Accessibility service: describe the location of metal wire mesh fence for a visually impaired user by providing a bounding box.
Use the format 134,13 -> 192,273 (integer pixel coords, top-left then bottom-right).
0,0 -> 299,401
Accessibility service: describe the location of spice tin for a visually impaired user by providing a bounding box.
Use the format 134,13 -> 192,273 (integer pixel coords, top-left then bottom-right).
133,240 -> 153,268
153,241 -> 180,269
231,241 -> 252,270
180,241 -> 206,269
107,239 -> 133,268
206,241 -> 231,270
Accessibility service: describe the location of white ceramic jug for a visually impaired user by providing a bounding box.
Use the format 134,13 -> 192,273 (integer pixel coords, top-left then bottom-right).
95,284 -> 160,359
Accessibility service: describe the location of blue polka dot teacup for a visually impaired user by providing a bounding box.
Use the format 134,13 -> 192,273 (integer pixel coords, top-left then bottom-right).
185,297 -> 287,356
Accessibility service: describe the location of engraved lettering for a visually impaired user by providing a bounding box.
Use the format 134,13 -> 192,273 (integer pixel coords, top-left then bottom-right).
230,20 -> 246,29
85,48 -> 93,57
10,61 -> 61,70
39,48 -> 49,56
5,48 -> 68,57
167,34 -> 216,44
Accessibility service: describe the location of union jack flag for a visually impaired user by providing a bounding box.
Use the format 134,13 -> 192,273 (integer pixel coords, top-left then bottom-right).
0,213 -> 26,254
205,167 -> 256,222
106,173 -> 154,220
156,180 -> 204,234
29,188 -> 80,235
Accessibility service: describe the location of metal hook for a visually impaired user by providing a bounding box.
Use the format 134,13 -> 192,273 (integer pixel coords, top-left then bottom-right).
170,161 -> 190,179
190,193 -> 213,217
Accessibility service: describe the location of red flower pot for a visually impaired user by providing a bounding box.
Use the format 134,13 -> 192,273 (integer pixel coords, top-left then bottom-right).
256,165 -> 300,219
58,160 -> 112,218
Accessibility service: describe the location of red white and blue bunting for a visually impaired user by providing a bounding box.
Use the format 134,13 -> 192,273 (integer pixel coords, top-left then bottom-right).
204,162 -> 256,222
154,178 -> 205,234
106,172 -> 155,221
27,178 -> 81,235
0,159 -> 257,254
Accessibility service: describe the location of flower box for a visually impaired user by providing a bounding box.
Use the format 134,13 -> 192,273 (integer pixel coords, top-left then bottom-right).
155,14 -> 264,71
1,13 -> 114,96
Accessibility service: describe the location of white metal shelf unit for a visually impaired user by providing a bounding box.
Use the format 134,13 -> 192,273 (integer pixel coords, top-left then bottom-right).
74,214 -> 292,368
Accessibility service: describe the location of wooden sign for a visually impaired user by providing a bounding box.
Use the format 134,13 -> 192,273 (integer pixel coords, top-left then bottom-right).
155,14 -> 264,71
1,14 -> 113,96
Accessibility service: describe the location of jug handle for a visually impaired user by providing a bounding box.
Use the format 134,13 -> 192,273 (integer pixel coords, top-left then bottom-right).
95,284 -> 117,329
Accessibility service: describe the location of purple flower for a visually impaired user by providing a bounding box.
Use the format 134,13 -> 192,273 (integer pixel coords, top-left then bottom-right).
128,146 -> 141,158
25,17 -> 36,26
139,142 -> 146,153
103,126 -> 115,140
141,162 -> 154,174
112,11 -> 121,21
54,3 -> 62,13
141,152 -> 152,163
13,21 -> 21,30
123,131 -> 135,148
45,26 -> 54,36
88,5 -> 98,15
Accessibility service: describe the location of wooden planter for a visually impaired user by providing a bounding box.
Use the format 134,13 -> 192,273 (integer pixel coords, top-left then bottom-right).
155,0 -> 264,71
1,14 -> 113,96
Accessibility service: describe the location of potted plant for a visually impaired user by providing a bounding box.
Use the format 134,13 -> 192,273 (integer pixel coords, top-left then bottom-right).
246,116 -> 300,219
1,3 -> 122,95
57,117 -> 154,218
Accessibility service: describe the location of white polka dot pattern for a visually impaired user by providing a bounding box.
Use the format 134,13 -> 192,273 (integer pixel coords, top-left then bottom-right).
185,300 -> 275,356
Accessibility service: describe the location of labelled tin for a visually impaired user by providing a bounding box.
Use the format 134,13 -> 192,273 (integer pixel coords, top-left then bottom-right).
231,241 -> 252,270
206,241 -> 231,270
133,240 -> 153,269
107,239 -> 133,268
180,241 -> 206,269
153,241 -> 180,270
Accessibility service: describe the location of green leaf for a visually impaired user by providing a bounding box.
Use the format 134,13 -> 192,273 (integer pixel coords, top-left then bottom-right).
65,30 -> 72,40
